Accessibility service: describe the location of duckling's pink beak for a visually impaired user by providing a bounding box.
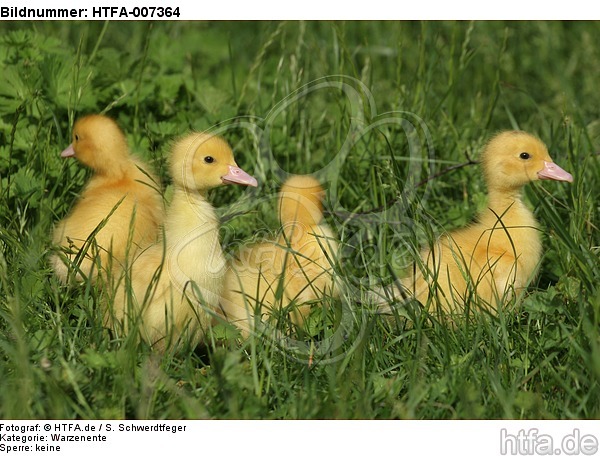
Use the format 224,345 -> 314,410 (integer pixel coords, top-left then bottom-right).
537,161 -> 573,183
221,165 -> 258,187
61,144 -> 76,158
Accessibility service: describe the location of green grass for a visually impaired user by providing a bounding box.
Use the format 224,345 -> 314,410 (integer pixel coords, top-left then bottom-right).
0,21 -> 599,419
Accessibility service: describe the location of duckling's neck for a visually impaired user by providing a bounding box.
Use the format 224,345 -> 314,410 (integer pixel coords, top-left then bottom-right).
93,157 -> 131,181
487,186 -> 521,208
165,187 -> 218,242
164,186 -> 226,286
83,144 -> 126,176
482,187 -> 536,228
479,185 -> 542,287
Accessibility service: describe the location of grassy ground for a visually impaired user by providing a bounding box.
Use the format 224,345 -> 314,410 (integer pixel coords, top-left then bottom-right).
0,21 -> 598,419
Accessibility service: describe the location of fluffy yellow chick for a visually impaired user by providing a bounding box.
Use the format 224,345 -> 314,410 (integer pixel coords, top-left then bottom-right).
385,131 -> 573,314
51,115 -> 163,283
106,133 -> 257,348
219,175 -> 339,336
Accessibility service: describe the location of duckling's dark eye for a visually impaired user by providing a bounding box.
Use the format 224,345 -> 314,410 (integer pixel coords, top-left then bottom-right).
519,152 -> 531,160
74,134 -> 80,142
204,156 -> 214,164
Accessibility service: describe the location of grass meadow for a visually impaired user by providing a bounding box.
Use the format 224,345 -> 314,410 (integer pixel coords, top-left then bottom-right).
0,21 -> 599,419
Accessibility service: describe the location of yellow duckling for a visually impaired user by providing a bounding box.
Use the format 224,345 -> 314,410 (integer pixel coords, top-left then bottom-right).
385,131 -> 573,314
51,114 -> 163,283
106,133 -> 257,348
219,175 -> 339,336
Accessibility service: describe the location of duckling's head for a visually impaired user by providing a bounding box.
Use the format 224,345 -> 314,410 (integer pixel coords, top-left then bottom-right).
61,115 -> 130,174
481,131 -> 573,193
279,175 -> 325,226
169,133 -> 257,192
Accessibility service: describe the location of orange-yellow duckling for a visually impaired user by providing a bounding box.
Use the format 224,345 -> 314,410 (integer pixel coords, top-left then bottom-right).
219,175 -> 339,336
107,133 -> 257,348
51,114 -> 163,283
386,131 -> 573,314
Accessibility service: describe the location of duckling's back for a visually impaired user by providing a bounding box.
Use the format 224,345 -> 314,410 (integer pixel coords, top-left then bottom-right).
220,176 -> 339,335
52,130 -> 163,283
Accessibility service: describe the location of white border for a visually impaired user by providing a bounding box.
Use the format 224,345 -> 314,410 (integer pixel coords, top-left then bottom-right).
2,0 -> 600,20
